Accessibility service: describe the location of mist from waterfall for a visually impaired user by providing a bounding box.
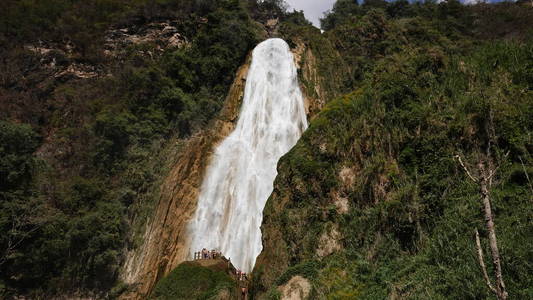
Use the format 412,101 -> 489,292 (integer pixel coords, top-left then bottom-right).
188,38 -> 308,272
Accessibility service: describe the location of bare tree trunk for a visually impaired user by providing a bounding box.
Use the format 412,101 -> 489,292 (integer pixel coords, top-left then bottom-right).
475,229 -> 496,294
457,153 -> 509,300
479,161 -> 508,300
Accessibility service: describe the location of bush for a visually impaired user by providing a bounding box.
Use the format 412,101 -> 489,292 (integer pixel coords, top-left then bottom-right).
151,262 -> 236,300
0,121 -> 40,191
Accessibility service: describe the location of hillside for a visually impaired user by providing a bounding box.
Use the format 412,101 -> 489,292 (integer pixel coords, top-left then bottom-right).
1,0 -> 266,297
253,1 -> 533,299
0,0 -> 532,299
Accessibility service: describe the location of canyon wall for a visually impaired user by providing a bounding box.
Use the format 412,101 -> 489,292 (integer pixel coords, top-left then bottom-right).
120,56 -> 251,299
119,31 -> 336,298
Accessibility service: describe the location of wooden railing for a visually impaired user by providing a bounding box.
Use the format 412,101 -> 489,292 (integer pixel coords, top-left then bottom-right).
194,249 -> 222,260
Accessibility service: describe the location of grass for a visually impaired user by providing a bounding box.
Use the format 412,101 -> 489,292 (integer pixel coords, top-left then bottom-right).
151,262 -> 237,300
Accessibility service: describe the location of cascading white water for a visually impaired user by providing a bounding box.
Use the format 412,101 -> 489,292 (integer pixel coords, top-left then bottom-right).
188,38 -> 308,272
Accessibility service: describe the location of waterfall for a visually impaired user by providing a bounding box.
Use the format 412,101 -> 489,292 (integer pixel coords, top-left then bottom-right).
188,38 -> 308,272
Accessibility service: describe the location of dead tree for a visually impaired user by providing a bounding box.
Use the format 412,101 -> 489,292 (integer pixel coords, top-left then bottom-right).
455,153 -> 508,300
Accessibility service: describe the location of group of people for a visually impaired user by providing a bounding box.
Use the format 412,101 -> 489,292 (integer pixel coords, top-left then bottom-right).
236,270 -> 249,300
236,269 -> 248,282
194,248 -> 222,260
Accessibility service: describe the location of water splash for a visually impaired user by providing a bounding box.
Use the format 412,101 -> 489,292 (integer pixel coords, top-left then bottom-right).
188,38 -> 308,272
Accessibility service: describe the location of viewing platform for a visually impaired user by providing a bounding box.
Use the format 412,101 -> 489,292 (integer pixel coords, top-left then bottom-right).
192,249 -> 250,299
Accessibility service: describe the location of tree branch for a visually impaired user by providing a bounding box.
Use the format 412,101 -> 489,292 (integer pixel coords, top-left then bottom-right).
479,160 -> 508,300
475,229 -> 497,294
455,154 -> 478,183
487,151 -> 510,187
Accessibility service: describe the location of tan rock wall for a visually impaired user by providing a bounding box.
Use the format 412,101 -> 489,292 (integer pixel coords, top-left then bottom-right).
291,40 -> 326,119
120,55 -> 251,299
278,276 -> 311,300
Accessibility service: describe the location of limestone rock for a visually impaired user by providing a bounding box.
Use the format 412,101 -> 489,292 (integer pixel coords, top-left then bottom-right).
333,193 -> 350,214
104,21 -> 188,57
290,40 -> 326,119
316,226 -> 342,258
278,276 -> 311,300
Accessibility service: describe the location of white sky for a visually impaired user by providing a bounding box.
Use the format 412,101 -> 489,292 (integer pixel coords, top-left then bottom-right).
285,0 -> 337,28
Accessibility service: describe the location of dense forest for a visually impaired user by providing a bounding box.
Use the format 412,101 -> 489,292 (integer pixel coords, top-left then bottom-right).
0,0 -> 531,299
1,0 -> 269,297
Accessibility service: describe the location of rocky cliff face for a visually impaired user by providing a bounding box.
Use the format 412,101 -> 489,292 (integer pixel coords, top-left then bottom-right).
118,34 -> 333,300
290,38 -> 344,120
120,55 -> 251,299
119,35 -> 332,298
3,20 -> 188,177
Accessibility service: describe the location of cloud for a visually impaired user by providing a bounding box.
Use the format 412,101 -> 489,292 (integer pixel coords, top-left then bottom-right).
285,0 -> 337,27
286,0 -> 514,27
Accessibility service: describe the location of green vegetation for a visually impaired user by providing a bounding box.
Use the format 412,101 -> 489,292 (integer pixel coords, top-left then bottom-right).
0,121 -> 40,193
0,122 -> 44,288
2,0 -> 532,298
254,0 -> 533,299
151,262 -> 237,300
1,0 -> 265,298
1,120 -> 127,296
274,41 -> 532,298
275,260 -> 321,286
278,11 -> 349,105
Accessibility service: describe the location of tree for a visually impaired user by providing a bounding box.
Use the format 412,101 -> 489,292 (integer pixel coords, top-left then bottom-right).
320,0 -> 359,30
0,121 -> 47,269
455,109 -> 509,300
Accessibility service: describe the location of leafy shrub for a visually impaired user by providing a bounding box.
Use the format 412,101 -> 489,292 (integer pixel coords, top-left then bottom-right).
0,121 -> 40,191
151,262 -> 236,300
